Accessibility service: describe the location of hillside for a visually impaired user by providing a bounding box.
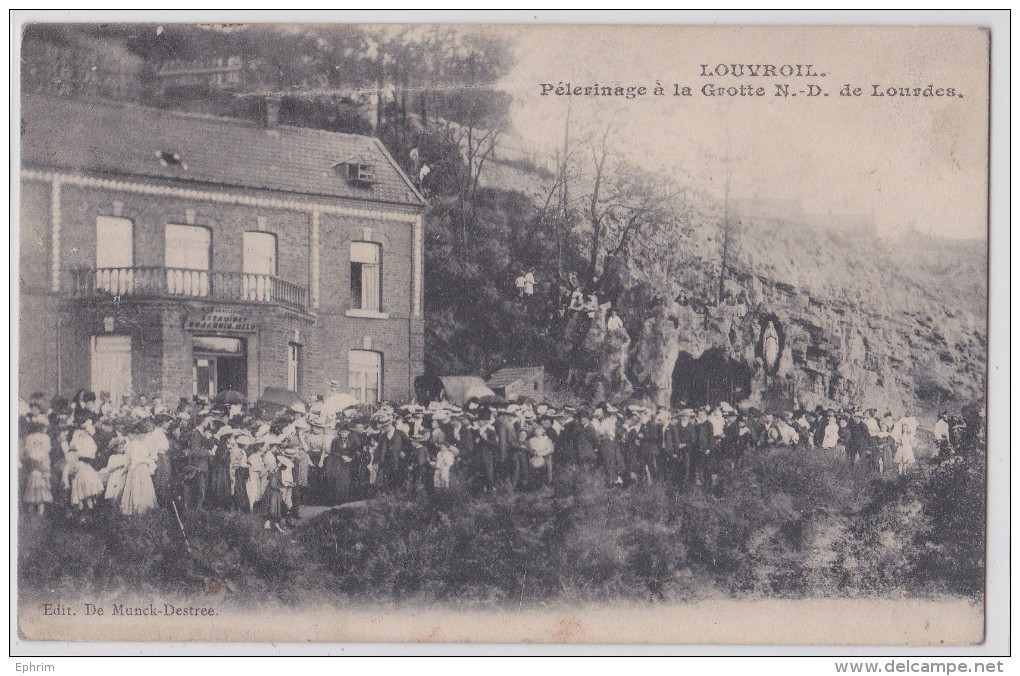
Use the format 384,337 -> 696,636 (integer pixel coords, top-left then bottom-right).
467,157 -> 986,416
17,22 -> 987,415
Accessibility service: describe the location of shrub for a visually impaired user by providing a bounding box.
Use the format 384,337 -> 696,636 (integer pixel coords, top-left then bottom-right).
20,437 -> 985,606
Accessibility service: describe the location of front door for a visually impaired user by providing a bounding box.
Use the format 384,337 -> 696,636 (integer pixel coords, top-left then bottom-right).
91,335 -> 132,404
192,335 -> 248,399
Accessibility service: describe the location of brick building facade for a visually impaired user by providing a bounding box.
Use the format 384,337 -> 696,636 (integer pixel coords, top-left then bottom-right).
19,95 -> 426,405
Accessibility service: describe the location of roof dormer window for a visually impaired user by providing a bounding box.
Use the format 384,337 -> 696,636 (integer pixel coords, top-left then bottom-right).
156,149 -> 188,170
335,155 -> 375,186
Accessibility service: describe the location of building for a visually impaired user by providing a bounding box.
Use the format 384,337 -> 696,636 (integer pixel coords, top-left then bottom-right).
486,366 -> 544,401
156,57 -> 245,94
19,94 -> 426,405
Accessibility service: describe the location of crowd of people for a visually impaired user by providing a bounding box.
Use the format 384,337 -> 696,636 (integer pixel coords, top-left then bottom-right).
19,385 -> 975,532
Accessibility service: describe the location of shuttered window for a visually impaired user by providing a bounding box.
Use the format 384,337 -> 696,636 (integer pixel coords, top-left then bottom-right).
350,241 -> 382,312
348,350 -> 382,403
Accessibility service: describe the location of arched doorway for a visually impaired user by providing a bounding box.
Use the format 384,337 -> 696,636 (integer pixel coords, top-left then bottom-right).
671,347 -> 753,408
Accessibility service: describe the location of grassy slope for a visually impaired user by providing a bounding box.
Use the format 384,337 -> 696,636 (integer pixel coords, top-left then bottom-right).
19,445 -> 984,609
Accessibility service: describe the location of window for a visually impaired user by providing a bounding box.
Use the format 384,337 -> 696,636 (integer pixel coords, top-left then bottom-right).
95,216 -> 134,294
192,336 -> 244,354
165,224 -> 211,296
193,357 -> 216,398
243,231 -> 277,275
350,241 -> 382,312
242,231 -> 277,301
336,161 -> 375,183
348,350 -> 382,404
91,335 -> 131,404
351,163 -> 374,181
287,343 -> 301,392
156,150 -> 186,169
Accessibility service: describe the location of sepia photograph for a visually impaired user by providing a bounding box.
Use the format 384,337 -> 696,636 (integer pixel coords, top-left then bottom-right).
12,14 -> 997,650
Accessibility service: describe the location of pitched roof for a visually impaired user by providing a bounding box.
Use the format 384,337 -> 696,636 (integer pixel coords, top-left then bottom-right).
487,366 -> 544,388
20,94 -> 425,208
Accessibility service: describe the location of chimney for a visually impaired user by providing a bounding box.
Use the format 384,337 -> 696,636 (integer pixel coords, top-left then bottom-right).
265,97 -> 281,129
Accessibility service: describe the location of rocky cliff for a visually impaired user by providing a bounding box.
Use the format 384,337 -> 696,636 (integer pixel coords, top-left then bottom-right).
623,220 -> 987,416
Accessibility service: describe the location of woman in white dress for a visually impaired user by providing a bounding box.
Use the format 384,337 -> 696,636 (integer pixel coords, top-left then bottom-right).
21,422 -> 53,515
120,427 -> 158,515
245,444 -> 268,512
62,451 -> 104,510
101,435 -> 130,503
892,418 -> 918,475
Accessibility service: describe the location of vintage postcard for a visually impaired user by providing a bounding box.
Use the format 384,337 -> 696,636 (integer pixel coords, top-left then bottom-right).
13,19 -> 992,647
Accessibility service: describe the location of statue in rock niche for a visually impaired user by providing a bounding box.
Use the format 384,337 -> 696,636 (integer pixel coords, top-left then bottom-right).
761,320 -> 781,375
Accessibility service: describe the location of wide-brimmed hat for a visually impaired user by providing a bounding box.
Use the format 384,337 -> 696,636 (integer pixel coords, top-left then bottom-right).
214,425 -> 235,438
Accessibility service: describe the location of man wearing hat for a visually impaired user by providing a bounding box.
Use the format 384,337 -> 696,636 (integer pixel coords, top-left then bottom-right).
594,407 -> 625,486
691,408 -> 716,487
574,409 -> 599,470
670,409 -> 696,486
932,412 -> 951,459
495,407 -> 519,487
719,408 -> 743,472
322,422 -> 355,504
473,408 -> 500,492
376,414 -> 412,491
448,413 -> 475,483
280,436 -> 312,518
843,410 -> 869,466
620,411 -> 644,485
183,416 -> 214,510
508,426 -> 532,489
637,410 -> 664,485
149,413 -> 174,508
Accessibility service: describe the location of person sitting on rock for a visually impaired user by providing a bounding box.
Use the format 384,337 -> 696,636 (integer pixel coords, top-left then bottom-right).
523,270 -> 536,297
606,308 -> 625,333
568,287 -> 586,312
514,273 -> 527,298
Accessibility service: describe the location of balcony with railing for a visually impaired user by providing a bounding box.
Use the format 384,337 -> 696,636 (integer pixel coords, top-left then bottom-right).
70,267 -> 308,312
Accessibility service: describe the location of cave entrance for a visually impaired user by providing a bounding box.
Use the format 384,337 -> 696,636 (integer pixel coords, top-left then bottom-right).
671,347 -> 753,409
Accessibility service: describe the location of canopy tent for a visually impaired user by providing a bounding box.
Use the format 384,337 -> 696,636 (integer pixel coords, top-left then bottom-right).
439,376 -> 495,406
322,392 -> 360,417
214,389 -> 247,405
260,387 -> 307,416
414,375 -> 496,406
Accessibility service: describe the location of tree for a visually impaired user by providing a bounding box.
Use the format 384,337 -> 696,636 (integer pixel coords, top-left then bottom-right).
574,123 -> 685,303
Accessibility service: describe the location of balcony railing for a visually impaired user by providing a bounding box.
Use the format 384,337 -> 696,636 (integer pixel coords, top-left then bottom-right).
71,267 -> 308,312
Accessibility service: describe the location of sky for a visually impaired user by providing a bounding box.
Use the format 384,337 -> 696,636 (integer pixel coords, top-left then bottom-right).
494,25 -> 988,240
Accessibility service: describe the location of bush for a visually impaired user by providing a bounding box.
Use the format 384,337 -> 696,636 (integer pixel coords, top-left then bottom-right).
20,439 -> 985,606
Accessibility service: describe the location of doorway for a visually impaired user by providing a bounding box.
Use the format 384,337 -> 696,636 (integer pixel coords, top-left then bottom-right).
192,335 -> 248,398
91,335 -> 132,404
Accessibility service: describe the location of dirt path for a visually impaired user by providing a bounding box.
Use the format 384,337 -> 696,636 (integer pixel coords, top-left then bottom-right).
294,500 -> 372,524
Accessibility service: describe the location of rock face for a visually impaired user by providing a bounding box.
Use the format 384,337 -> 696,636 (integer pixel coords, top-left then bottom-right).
627,271 -> 986,415
629,301 -> 683,406
581,303 -> 633,403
